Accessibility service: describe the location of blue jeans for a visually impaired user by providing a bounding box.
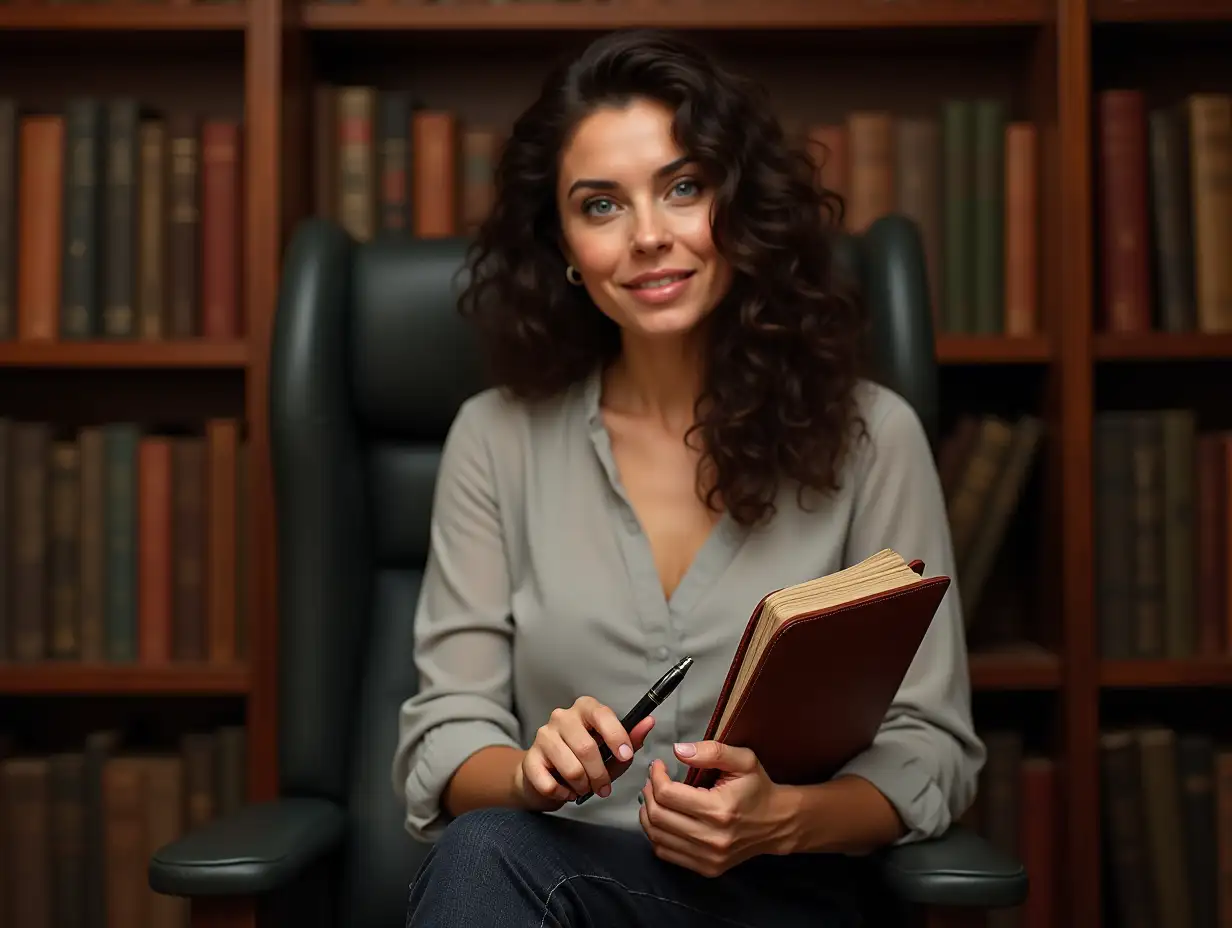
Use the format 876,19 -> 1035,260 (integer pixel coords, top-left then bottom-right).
405,808 -> 871,927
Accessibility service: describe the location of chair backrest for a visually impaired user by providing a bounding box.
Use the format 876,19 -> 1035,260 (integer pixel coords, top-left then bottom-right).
267,213 -> 937,928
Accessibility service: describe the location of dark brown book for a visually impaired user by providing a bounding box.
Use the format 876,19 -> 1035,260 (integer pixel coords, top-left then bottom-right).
78,428 -> 107,662
167,112 -> 199,338
1004,121 -> 1039,336
846,111 -> 894,234
1160,409 -> 1197,657
1195,434 -> 1227,656
460,126 -> 499,235
1138,727 -> 1193,928
0,98 -> 15,338
683,549 -> 950,789
1188,94 -> 1232,334
981,730 -> 1023,928
103,757 -> 148,928
1216,750 -> 1232,928
1097,90 -> 1152,334
206,419 -> 238,663
1019,757 -> 1056,928
337,86 -> 376,241
945,416 -> 1015,581
1178,734 -> 1218,928
941,99 -> 975,333
1096,413 -> 1136,657
412,109 -> 457,238
104,424 -> 140,662
180,732 -> 216,828
138,118 -> 167,340
937,414 -> 981,501
18,114 -> 64,342
48,752 -> 87,928
313,85 -> 337,221
103,98 -> 139,339
144,756 -> 188,928
1100,730 -> 1157,928
12,421 -> 50,661
49,440 -> 82,660
83,731 -> 121,928
215,725 -> 247,815
1130,412 -> 1165,657
378,91 -> 411,234
972,99 -> 1006,335
173,437 -> 206,660
202,120 -> 241,339
895,116 -> 940,318
1,757 -> 51,928
138,436 -> 174,663
1147,105 -> 1196,332
61,98 -> 104,340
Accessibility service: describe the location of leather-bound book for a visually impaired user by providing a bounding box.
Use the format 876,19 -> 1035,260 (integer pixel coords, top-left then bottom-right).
684,548 -> 949,789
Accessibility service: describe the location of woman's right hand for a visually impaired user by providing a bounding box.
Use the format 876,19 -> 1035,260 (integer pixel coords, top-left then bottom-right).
513,696 -> 656,811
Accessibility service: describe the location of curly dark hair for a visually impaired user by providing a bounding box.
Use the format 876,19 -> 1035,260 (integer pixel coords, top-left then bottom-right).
458,28 -> 867,527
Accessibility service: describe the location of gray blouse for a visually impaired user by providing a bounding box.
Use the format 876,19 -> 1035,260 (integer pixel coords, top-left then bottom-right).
392,370 -> 985,846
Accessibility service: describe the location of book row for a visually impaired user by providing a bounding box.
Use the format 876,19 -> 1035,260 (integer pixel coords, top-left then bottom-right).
960,732 -> 1056,928
1095,409 -> 1232,660
805,105 -> 1040,340
0,99 -> 244,345
314,86 -> 501,242
1099,725 -> 1232,928
0,725 -> 246,928
1096,91 -> 1232,336
0,418 -> 250,666
938,413 -> 1043,630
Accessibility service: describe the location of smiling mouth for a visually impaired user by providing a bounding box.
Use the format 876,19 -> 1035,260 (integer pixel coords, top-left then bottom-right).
623,271 -> 696,290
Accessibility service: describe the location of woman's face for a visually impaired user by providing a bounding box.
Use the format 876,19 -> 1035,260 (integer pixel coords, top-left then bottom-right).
556,97 -> 733,343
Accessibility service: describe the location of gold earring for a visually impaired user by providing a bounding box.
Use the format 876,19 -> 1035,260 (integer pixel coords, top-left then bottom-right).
566,265 -> 583,285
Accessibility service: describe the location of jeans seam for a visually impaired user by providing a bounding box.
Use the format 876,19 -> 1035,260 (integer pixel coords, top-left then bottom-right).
538,872 -> 762,928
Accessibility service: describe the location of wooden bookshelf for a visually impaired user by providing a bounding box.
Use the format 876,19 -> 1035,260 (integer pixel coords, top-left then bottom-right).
0,4 -> 247,30
0,341 -> 249,369
0,663 -> 251,695
300,0 -> 1051,30
5,1 -> 1232,926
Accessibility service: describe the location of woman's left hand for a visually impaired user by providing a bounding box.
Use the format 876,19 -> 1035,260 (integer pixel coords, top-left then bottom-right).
638,741 -> 796,877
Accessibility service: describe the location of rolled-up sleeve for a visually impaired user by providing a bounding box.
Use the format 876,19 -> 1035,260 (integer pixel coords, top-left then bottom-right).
391,395 -> 522,843
836,389 -> 986,844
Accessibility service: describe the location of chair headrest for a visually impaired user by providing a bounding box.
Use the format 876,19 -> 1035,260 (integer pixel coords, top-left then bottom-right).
349,235 -> 488,441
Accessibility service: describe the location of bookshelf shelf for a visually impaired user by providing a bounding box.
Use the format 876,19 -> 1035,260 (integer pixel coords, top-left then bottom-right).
1093,332 -> 1232,361
0,341 -> 249,369
970,650 -> 1062,690
935,334 -> 1052,364
300,0 -> 1050,31
1100,658 -> 1232,688
0,4 -> 248,31
0,663 -> 251,695
1092,0 -> 1232,22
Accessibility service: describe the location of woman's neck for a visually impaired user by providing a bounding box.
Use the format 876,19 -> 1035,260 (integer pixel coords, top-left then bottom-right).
602,333 -> 705,435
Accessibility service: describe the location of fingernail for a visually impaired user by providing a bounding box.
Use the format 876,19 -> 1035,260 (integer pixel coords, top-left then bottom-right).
674,742 -> 696,756
599,784 -> 611,798
618,744 -> 633,761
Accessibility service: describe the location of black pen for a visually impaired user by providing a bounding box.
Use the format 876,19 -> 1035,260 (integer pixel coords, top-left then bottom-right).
575,656 -> 694,805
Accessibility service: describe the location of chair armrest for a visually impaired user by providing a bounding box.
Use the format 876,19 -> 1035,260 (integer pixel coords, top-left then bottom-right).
149,797 -> 346,897
875,825 -> 1028,908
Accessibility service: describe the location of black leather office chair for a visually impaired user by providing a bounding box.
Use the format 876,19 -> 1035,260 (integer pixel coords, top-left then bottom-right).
148,214 -> 1027,928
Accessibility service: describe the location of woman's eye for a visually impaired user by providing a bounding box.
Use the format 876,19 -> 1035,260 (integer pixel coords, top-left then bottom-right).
584,198 -> 614,216
672,179 -> 699,197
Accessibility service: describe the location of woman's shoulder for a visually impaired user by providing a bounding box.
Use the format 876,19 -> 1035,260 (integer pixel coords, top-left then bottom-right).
445,379 -> 590,462
847,378 -> 934,467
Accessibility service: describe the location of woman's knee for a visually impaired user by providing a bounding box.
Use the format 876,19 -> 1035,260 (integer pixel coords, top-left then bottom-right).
428,807 -> 546,874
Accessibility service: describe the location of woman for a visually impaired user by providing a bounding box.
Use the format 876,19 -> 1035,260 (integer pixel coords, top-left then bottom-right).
393,27 -> 983,927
